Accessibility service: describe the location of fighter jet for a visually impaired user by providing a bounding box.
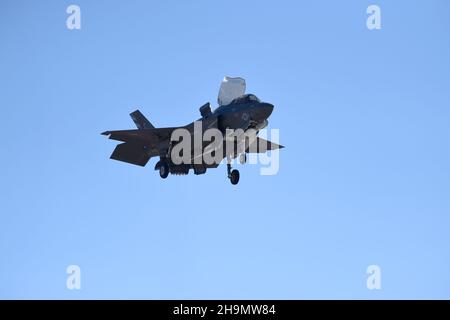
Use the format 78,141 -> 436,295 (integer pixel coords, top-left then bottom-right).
102,77 -> 284,185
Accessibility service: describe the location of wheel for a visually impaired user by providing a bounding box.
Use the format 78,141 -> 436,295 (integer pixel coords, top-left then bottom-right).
159,162 -> 169,179
230,169 -> 240,185
239,153 -> 247,164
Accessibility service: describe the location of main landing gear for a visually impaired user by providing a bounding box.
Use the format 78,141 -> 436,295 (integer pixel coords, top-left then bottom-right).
227,163 -> 240,185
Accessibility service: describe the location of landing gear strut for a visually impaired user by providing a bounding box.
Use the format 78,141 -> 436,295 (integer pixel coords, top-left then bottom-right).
239,153 -> 247,164
227,163 -> 240,185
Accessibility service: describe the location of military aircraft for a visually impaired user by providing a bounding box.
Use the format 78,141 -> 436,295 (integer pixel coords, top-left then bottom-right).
102,77 -> 284,185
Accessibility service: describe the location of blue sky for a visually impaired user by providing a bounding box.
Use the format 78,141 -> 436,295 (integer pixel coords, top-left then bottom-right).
1,0 -> 449,299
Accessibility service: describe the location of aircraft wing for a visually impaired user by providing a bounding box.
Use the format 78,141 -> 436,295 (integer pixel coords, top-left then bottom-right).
246,137 -> 284,153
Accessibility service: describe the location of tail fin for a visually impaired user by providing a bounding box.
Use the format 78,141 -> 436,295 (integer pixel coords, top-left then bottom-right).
130,110 -> 154,129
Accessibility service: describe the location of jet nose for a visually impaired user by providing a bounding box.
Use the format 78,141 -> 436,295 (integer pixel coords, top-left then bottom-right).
260,102 -> 274,119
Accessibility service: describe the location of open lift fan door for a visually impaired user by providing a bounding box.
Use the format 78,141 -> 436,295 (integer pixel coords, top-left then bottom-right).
217,76 -> 246,106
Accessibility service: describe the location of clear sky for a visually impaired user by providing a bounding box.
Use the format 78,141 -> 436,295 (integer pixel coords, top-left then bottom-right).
1,0 -> 449,299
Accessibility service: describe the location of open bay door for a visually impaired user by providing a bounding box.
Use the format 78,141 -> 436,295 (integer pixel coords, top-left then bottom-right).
217,76 -> 246,106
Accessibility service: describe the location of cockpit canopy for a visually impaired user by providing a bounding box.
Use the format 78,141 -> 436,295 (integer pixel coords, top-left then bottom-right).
229,94 -> 261,105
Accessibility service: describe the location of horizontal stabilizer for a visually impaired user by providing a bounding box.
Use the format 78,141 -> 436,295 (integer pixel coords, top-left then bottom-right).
102,127 -> 178,143
110,142 -> 151,166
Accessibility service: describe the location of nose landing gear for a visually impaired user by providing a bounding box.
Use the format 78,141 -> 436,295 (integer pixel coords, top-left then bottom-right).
159,161 -> 169,179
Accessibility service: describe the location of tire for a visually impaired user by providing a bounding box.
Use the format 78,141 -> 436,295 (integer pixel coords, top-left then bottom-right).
159,162 -> 169,179
230,169 -> 240,185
